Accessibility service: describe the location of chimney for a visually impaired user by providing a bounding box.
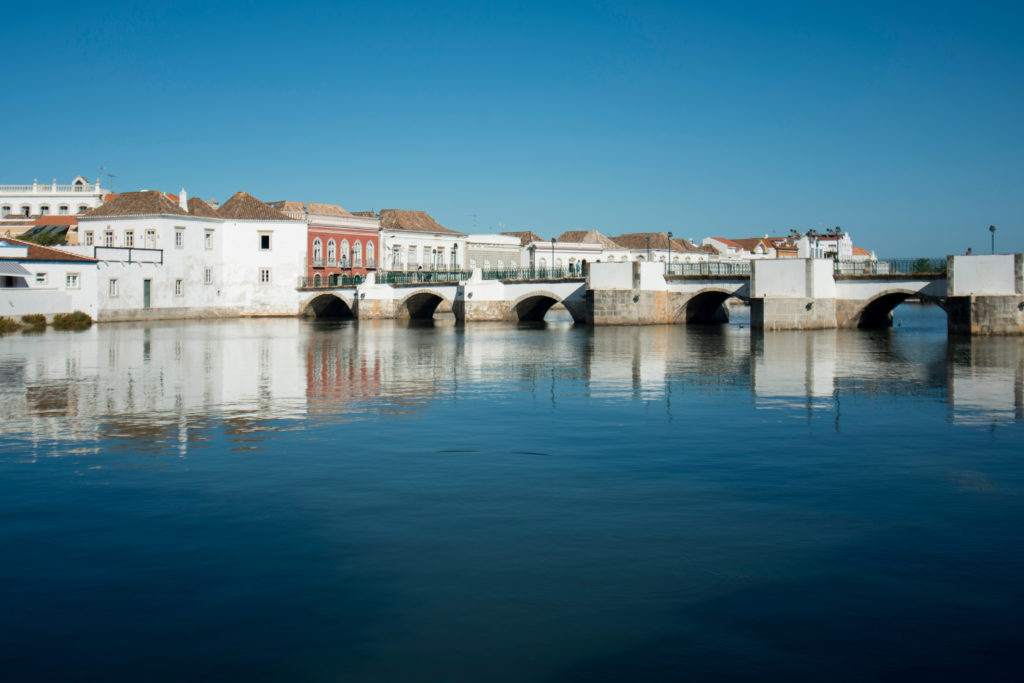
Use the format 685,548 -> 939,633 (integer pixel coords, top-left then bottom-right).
179,188 -> 188,212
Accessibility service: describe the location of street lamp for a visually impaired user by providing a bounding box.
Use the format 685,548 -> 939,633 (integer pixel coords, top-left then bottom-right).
990,224 -> 996,254
667,231 -> 673,272
551,238 -> 556,275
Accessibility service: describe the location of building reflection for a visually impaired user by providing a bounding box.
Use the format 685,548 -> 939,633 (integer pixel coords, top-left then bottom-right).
1,320 -> 1021,457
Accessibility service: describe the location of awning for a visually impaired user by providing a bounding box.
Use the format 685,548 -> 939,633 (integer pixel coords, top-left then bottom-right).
0,261 -> 32,276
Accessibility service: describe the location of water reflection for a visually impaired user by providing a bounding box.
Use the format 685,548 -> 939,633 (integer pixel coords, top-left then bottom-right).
1,318 -> 1021,455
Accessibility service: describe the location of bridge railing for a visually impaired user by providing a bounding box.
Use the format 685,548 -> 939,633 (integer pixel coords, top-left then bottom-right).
834,258 -> 946,276
298,274 -> 364,288
665,261 -> 751,276
480,266 -> 581,280
378,270 -> 471,285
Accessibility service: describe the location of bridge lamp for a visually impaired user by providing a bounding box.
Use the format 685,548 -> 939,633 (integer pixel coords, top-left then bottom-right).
667,231 -> 673,270
551,238 -> 556,273
990,224 -> 996,254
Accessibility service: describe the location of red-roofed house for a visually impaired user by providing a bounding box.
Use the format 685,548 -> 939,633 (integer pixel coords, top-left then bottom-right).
0,236 -> 98,318
268,201 -> 380,284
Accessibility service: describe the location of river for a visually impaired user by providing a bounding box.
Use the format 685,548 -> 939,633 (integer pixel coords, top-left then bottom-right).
1,306 -> 1022,681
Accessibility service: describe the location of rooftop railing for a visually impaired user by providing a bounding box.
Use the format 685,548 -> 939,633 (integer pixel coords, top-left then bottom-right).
0,183 -> 102,193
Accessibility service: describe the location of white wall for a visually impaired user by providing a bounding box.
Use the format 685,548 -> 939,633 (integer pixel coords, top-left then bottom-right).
949,254 -> 1018,296
221,219 -> 307,315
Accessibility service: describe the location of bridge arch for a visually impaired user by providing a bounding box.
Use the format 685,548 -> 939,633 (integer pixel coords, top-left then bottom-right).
852,288 -> 946,329
398,288 -> 454,320
302,293 -> 355,320
678,287 -> 744,324
510,290 -> 584,323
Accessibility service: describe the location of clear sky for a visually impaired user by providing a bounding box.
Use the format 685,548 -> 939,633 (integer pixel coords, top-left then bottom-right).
3,0 -> 1021,255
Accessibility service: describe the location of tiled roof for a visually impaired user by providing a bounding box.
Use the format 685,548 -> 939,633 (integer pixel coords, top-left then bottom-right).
853,246 -> 871,256
350,211 -> 377,217
501,230 -> 544,246
707,237 -> 743,249
187,197 -> 220,218
555,229 -> 622,249
217,192 -> 293,221
30,216 -> 78,226
379,209 -> 462,235
267,200 -> 352,216
611,232 -> 679,250
0,236 -> 96,262
81,190 -> 187,218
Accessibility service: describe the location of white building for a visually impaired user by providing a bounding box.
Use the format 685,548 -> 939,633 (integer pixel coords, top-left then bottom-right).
0,236 -> 99,318
0,176 -> 109,218
465,233 -> 522,271
64,189 -> 306,320
379,210 -> 466,271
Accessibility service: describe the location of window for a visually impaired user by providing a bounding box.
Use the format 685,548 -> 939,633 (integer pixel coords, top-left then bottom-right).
422,246 -> 430,264
312,238 -> 323,264
35,272 -> 48,285
407,245 -> 417,267
125,231 -> 134,248
21,206 -> 30,216
103,230 -> 114,247
450,246 -> 458,268
59,205 -> 69,215
259,268 -> 271,284
145,230 -> 156,248
327,240 -> 336,265
109,279 -> 119,297
175,228 -> 184,248
340,240 -> 350,267
313,273 -> 322,287
204,268 -> 213,285
392,246 -> 401,269
353,241 -> 362,267
84,231 -> 94,246
259,233 -> 271,251
175,279 -> 184,297
205,230 -> 213,250
367,242 -> 375,267
66,273 -> 80,289
77,205 -> 88,214
74,179 -> 84,189
40,205 -> 50,215
0,206 -> 9,217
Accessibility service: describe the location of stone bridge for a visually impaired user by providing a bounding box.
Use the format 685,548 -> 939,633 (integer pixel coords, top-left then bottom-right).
299,254 -> 1024,335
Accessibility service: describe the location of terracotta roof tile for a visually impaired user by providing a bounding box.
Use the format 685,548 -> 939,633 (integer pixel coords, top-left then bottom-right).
379,209 -> 462,235
81,190 -> 187,218
501,230 -> 544,246
611,232 -> 680,250
267,200 -> 352,216
217,192 -> 293,221
187,197 -> 220,218
555,229 -> 622,249
0,236 -> 96,262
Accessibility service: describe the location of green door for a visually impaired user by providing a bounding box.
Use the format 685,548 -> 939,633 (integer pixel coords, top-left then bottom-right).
143,279 -> 151,308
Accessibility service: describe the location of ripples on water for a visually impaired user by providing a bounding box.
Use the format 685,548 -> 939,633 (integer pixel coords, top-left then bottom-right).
1,305 -> 1022,681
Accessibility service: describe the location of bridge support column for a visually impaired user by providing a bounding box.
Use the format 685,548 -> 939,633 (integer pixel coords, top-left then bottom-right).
587,262 -> 681,325
354,274 -> 398,319
750,259 -> 838,330
455,274 -> 515,322
947,254 -> 1024,335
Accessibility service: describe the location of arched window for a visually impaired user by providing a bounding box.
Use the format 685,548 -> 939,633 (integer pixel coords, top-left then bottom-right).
59,205 -> 69,215
450,245 -> 458,268
0,206 -> 10,217
539,257 -> 547,269
39,205 -> 50,215
619,255 -> 628,262
367,242 -> 375,267
20,205 -> 31,216
77,205 -> 88,213
353,241 -> 362,267
312,238 -> 323,264
313,273 -> 322,287
636,255 -> 645,261
340,240 -> 350,267
327,240 -> 336,265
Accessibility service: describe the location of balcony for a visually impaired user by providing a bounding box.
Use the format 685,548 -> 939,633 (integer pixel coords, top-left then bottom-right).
312,257 -> 325,268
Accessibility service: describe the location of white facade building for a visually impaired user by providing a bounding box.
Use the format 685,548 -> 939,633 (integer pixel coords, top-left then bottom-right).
379,210 -> 466,271
66,189 -> 307,320
0,237 -> 99,318
0,176 -> 109,218
465,233 -> 522,271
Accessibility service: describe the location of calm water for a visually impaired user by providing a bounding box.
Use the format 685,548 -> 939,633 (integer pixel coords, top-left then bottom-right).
1,306 -> 1023,681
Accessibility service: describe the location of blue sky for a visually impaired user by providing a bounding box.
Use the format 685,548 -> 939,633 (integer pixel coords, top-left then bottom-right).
3,1 -> 1021,255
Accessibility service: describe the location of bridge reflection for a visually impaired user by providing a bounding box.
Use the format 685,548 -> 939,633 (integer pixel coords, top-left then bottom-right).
0,319 -> 1020,457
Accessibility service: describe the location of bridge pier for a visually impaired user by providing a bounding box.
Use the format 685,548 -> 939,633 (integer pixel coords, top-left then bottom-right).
946,255 -> 1024,336
587,262 -> 684,325
750,259 -> 838,330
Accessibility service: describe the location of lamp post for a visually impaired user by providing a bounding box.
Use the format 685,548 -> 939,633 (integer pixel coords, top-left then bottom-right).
990,224 -> 996,254
646,235 -> 651,262
551,238 -> 556,275
667,231 -> 673,273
